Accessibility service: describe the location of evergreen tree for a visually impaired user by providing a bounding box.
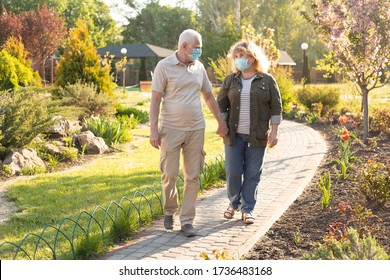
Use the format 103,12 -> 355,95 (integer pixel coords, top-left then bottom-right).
55,19 -> 114,95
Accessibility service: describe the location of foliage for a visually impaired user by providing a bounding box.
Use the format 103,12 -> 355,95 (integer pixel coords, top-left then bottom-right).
272,68 -> 295,113
0,5 -> 67,79
53,81 -> 116,118
74,235 -> 105,260
0,50 -> 37,90
0,0 -> 120,48
369,109 -> 390,136
358,160 -> 390,205
200,249 -> 236,260
302,0 -> 390,143
295,85 -> 340,115
21,164 -> 46,176
0,88 -> 54,157
316,171 -> 331,209
325,202 -> 382,243
209,52 -> 231,83
115,105 -> 149,124
0,37 -> 42,89
55,19 -> 115,95
303,227 -> 388,260
200,155 -> 226,190
122,2 -> 196,50
83,115 -> 132,145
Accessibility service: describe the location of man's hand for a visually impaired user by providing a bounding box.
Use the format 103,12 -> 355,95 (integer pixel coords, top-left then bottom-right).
149,127 -> 161,149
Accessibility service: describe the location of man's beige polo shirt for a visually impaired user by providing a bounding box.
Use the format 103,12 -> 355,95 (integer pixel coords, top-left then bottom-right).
151,52 -> 212,131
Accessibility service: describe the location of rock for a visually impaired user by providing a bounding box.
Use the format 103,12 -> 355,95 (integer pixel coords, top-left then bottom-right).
3,149 -> 46,176
75,131 -> 109,154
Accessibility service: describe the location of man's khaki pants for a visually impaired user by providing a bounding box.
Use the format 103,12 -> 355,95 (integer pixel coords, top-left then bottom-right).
159,126 -> 205,226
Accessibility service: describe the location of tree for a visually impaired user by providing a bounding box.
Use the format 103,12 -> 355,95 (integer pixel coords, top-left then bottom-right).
0,8 -> 22,46
21,5 -> 67,83
55,19 -> 114,95
0,0 -> 121,48
302,0 -> 390,143
0,5 -> 67,83
122,2 -> 196,49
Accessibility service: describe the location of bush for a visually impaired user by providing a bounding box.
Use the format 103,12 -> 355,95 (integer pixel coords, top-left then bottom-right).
358,160 -> 390,205
0,88 -> 54,158
53,82 -> 116,118
55,19 -> 114,95
115,105 -> 149,124
0,37 -> 41,90
296,85 -> 340,115
273,68 -> 295,113
303,227 -> 388,260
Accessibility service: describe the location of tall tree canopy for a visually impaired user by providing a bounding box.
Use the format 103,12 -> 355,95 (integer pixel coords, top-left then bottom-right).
122,1 -> 196,50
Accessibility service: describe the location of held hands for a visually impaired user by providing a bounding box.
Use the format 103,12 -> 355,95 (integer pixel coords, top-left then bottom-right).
216,120 -> 229,137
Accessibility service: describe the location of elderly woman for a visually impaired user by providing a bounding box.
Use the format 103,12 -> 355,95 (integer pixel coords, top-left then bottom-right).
217,40 -> 282,224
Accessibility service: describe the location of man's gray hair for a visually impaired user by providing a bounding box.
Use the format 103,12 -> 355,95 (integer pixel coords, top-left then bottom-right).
178,29 -> 202,49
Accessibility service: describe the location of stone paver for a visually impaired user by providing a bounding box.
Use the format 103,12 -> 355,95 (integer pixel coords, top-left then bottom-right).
102,120 -> 327,260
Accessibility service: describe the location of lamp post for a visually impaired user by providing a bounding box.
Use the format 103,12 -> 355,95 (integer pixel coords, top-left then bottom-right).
301,43 -> 308,88
120,47 -> 127,93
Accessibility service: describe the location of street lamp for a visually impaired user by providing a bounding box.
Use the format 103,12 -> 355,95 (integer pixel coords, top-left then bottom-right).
301,43 -> 309,87
120,47 -> 127,93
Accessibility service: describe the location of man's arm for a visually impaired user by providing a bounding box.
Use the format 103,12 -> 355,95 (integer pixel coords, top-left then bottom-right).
149,90 -> 162,149
202,91 -> 228,137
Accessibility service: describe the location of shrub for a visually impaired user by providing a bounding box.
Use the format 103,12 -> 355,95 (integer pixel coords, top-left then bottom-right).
116,105 -> 149,124
358,160 -> 390,205
0,88 -> 54,157
303,227 -> 388,260
296,85 -> 340,115
53,81 -> 116,118
273,68 -> 295,113
369,109 -> 390,136
55,19 -> 114,95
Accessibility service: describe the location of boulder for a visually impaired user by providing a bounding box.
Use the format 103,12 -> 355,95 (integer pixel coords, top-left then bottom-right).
3,149 -> 46,176
75,131 -> 109,155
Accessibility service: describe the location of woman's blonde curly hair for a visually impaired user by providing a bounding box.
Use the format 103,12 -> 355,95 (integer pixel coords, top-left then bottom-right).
228,40 -> 270,74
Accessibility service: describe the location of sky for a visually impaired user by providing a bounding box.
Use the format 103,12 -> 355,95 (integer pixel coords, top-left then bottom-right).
102,0 -> 196,24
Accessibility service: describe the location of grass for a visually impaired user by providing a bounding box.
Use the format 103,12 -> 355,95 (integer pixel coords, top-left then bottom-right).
0,87 -> 225,259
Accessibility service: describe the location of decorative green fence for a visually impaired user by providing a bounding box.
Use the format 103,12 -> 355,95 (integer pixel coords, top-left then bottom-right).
0,155 -> 225,260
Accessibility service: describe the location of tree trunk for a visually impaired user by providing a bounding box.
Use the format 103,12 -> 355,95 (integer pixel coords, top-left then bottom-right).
361,85 -> 369,144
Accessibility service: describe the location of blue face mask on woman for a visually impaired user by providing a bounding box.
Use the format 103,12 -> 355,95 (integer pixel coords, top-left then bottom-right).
234,57 -> 250,72
188,48 -> 202,61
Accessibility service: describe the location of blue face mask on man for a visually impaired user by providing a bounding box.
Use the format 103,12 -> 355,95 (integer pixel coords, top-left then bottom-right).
188,47 -> 202,61
234,57 -> 250,72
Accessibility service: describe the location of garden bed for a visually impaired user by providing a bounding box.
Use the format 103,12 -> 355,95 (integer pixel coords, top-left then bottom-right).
245,121 -> 389,259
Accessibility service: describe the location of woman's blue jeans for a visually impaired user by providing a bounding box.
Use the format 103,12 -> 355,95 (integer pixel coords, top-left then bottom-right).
225,134 -> 266,213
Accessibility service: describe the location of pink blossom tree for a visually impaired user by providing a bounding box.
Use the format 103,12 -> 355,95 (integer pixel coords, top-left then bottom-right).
303,0 -> 390,143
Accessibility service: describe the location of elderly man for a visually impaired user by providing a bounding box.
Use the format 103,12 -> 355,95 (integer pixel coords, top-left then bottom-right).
149,29 -> 228,236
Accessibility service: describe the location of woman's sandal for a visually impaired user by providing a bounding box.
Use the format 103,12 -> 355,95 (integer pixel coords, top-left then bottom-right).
242,212 -> 255,224
223,207 -> 237,219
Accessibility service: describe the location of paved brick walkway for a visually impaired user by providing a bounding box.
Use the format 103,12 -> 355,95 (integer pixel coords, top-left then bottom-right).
103,120 -> 327,260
